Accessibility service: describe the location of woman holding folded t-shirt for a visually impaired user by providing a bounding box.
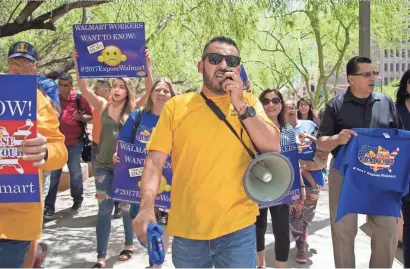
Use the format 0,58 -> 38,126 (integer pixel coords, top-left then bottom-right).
395,70 -> 410,268
255,89 -> 303,268
73,49 -> 145,268
114,77 -> 176,268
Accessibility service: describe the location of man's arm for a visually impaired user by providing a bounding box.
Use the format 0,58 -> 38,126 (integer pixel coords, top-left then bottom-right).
133,150 -> 168,245
139,151 -> 168,210
238,109 -> 280,153
222,69 -> 280,153
316,102 -> 339,152
74,99 -> 93,123
35,90 -> 68,170
316,135 -> 340,152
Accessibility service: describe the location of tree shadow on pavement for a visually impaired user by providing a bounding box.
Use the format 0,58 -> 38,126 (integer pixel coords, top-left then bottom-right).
46,215 -> 97,229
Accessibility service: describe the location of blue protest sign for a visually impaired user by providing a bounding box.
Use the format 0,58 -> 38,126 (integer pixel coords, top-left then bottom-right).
112,141 -> 172,208
0,75 -> 40,203
73,22 -> 146,78
259,141 -> 301,209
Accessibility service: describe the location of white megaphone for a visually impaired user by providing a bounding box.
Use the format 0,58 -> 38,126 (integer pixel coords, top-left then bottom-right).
243,152 -> 294,206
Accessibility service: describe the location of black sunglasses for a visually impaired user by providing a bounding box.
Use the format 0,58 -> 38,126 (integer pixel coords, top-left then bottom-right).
202,53 -> 241,67
261,97 -> 282,106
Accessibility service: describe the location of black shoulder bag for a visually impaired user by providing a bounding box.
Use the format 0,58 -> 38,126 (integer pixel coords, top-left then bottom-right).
75,93 -> 92,162
200,92 -> 261,159
130,109 -> 143,144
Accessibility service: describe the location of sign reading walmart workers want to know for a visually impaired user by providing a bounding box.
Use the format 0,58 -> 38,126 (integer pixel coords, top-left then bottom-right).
73,22 -> 146,78
112,141 -> 172,208
0,75 -> 40,203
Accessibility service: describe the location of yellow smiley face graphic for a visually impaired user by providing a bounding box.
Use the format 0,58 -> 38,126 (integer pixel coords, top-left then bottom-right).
98,45 -> 127,67
138,176 -> 171,194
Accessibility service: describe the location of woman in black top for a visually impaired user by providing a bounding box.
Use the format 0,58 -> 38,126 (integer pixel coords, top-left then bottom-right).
395,70 -> 410,269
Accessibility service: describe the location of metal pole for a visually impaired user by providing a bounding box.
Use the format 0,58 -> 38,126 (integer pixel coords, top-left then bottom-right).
359,1 -> 371,58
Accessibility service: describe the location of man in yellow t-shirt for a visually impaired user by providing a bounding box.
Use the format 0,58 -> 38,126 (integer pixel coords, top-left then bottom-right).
0,43 -> 68,268
133,36 -> 280,268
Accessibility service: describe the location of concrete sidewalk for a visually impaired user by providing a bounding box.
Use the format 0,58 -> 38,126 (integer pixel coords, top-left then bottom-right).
42,178 -> 404,268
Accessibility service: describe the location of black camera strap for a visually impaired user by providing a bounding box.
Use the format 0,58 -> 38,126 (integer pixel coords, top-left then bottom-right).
200,92 -> 260,159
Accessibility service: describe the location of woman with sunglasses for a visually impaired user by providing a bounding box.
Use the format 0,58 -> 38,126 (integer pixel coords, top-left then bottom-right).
297,98 -> 320,126
73,51 -> 137,268
255,89 -> 300,268
284,100 -> 328,264
395,70 -> 410,268
113,77 -> 177,268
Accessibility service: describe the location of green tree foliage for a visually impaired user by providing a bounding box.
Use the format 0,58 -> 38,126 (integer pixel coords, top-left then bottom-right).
0,1 -> 408,99
378,77 -> 400,101
254,0 -> 407,108
0,1 -> 264,93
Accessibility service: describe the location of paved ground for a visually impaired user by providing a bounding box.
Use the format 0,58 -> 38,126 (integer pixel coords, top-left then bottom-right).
42,177 -> 404,268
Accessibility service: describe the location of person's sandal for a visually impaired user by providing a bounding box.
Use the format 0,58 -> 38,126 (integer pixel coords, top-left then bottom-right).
118,249 -> 134,261
33,242 -> 49,268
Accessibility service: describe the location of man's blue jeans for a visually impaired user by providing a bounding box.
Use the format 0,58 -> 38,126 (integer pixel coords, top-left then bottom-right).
94,167 -> 134,258
172,225 -> 256,268
45,143 -> 84,211
402,196 -> 410,268
0,239 -> 30,268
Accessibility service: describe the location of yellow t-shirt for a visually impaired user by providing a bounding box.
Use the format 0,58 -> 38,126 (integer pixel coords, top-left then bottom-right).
146,91 -> 279,240
0,89 -> 68,241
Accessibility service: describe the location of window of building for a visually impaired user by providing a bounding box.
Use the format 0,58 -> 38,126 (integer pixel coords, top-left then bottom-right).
391,63 -> 394,71
390,49 -> 394,57
384,49 -> 388,57
403,63 -> 406,71
397,63 -> 400,71
396,50 -> 399,57
408,63 -> 410,70
403,49 -> 406,58
390,77 -> 394,83
384,63 -> 388,71
384,77 -> 389,85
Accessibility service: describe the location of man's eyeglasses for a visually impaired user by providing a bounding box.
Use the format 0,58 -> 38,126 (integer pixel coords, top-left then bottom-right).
202,53 -> 241,67
261,97 -> 281,106
351,71 -> 379,78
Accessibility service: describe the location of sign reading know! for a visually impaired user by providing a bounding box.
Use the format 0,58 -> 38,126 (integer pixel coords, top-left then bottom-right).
112,141 -> 172,209
73,22 -> 146,78
0,75 -> 39,203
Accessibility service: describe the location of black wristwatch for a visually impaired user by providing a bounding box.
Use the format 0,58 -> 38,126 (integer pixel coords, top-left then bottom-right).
239,105 -> 256,121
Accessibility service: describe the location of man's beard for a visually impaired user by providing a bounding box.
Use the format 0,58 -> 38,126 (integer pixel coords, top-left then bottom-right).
203,66 -> 227,95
